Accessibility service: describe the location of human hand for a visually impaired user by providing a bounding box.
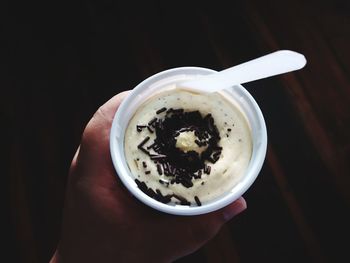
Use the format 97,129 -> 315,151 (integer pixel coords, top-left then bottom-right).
50,91 -> 247,263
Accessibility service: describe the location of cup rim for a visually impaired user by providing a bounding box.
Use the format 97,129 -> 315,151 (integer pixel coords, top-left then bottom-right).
110,66 -> 267,215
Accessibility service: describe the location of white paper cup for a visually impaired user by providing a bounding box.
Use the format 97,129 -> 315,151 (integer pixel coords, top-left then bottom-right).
110,67 -> 267,215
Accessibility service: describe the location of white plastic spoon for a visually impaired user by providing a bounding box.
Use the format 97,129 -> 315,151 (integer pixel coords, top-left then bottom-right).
180,50 -> 307,92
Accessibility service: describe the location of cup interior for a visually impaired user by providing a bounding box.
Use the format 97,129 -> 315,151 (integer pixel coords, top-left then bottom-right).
110,67 -> 267,215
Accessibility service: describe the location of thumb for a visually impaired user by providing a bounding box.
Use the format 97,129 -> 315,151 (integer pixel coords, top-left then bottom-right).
78,91 -> 130,166
70,91 -> 130,185
221,197 -> 247,222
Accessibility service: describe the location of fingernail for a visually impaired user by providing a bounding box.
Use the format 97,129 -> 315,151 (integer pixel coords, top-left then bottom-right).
223,197 -> 247,221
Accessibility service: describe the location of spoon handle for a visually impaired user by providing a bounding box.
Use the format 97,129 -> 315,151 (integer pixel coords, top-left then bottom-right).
181,50 -> 307,92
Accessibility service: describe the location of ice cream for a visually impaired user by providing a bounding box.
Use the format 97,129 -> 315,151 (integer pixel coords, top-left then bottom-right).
124,86 -> 252,206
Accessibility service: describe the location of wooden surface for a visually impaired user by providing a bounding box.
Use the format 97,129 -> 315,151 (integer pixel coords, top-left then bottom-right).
2,0 -> 350,262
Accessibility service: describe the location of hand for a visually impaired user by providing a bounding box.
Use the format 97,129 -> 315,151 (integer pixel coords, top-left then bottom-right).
50,91 -> 247,263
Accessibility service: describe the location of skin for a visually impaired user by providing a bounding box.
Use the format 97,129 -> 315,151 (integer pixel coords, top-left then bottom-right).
50,91 -> 247,263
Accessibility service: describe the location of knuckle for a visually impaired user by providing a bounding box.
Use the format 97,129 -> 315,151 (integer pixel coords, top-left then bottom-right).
187,221 -> 218,245
92,106 -> 111,124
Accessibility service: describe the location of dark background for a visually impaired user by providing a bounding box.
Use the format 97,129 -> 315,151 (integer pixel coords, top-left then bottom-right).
2,0 -> 350,262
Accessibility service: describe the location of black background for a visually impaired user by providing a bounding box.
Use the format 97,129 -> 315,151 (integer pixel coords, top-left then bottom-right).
2,0 -> 350,262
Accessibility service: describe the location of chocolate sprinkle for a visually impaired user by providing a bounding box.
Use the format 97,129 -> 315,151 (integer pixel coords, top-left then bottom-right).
207,165 -> 211,174
173,194 -> 191,205
171,109 -> 184,114
194,139 -> 201,146
135,179 -> 149,195
213,146 -> 223,150
194,196 -> 202,206
135,179 -> 172,203
135,107 -> 222,203
135,179 -> 183,205
155,189 -> 172,203
156,107 -> 167,114
204,164 -> 212,174
213,151 -> 221,159
159,179 -> 169,187
162,162 -> 170,175
142,161 -> 147,168
139,147 -> 150,155
138,136 -> 150,148
137,136 -> 150,155
146,142 -> 157,150
157,164 -> 163,175
147,188 -> 156,197
180,177 -> 193,188
148,118 -> 157,126
145,171 -> 151,175
150,154 -> 167,160
136,125 -> 146,132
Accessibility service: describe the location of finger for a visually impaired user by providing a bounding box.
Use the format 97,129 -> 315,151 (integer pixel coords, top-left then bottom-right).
221,196 -> 247,222
186,197 -> 247,244
158,197 -> 247,259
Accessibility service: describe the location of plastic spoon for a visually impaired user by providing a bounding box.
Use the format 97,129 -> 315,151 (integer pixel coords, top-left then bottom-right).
180,50 -> 307,92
